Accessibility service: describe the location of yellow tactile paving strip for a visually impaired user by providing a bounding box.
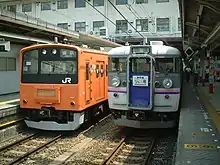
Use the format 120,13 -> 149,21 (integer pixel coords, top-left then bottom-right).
0,99 -> 20,106
197,88 -> 220,132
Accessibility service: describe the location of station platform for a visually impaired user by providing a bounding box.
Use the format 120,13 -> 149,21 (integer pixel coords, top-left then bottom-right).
175,82 -> 220,165
0,93 -> 20,119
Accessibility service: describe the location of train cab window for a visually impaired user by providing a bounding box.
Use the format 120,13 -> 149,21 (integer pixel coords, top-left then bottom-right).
86,63 -> 89,80
131,58 -> 150,73
108,57 -> 126,72
96,64 -> 99,78
22,48 -> 78,84
101,64 -> 104,77
155,58 -> 175,73
22,49 -> 39,74
41,61 -> 77,74
175,58 -> 180,72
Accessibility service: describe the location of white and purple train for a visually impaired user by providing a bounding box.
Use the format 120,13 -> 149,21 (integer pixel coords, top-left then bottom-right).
107,42 -> 183,128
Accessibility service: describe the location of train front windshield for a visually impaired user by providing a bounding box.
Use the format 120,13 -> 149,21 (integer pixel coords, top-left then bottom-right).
21,48 -> 78,84
108,57 -> 127,72
155,58 -> 180,73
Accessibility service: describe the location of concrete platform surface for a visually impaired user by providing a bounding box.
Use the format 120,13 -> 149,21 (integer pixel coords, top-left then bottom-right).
0,93 -> 20,118
175,83 -> 220,165
198,83 -> 220,132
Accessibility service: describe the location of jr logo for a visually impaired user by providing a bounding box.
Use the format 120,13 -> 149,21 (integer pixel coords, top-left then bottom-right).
62,77 -> 71,84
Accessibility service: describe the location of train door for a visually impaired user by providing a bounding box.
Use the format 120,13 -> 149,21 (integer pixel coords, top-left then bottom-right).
85,62 -> 91,104
96,61 -> 105,100
127,56 -> 154,110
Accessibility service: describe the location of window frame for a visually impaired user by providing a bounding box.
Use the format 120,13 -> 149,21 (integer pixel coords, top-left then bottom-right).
116,20 -> 128,33
41,2 -> 51,11
7,5 -> 16,13
93,0 -> 104,6
156,18 -> 170,32
136,0 -> 148,4
57,23 -> 68,29
75,0 -> 86,8
93,21 -> 104,32
22,3 -> 32,12
116,0 -> 128,5
136,19 -> 148,32
156,0 -> 169,3
57,0 -> 68,9
75,22 -> 86,32
0,57 -> 16,71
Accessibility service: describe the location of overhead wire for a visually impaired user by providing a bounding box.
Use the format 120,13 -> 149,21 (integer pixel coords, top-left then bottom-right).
107,0 -> 145,39
126,4 -> 140,19
85,0 -> 132,43
129,0 -> 172,45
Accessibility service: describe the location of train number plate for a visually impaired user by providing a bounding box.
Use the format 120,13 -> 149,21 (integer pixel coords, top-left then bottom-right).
132,76 -> 148,86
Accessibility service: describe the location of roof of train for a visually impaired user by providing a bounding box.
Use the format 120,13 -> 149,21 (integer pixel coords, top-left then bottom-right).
108,45 -> 181,56
21,43 -> 108,55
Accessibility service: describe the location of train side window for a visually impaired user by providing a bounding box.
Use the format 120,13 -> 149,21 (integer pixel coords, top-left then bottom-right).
101,64 -> 104,77
86,62 -> 89,80
106,64 -> 108,76
96,64 -> 99,78
175,58 -> 180,72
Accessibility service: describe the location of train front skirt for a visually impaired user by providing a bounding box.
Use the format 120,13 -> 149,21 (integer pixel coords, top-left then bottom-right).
24,112 -> 84,131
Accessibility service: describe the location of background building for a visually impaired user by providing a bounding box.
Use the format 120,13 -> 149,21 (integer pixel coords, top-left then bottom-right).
0,0 -> 182,45
0,0 -> 183,95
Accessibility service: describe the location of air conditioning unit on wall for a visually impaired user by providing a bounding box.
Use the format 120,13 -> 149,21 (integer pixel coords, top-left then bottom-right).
0,41 -> 10,52
99,27 -> 108,38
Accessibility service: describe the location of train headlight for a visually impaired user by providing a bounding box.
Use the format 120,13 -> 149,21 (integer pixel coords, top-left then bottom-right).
111,76 -> 121,87
52,49 -> 57,55
42,49 -> 47,55
162,78 -> 173,89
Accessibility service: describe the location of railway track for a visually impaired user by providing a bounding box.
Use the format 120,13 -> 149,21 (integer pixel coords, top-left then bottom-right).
100,133 -> 157,165
97,129 -> 177,165
0,114 -> 113,165
0,132 -> 63,165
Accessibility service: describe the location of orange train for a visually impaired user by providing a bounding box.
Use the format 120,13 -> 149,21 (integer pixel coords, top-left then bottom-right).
19,43 -> 109,131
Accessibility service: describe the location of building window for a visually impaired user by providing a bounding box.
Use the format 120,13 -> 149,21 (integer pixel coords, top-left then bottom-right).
57,23 -> 68,29
7,58 -> 16,71
136,19 -> 148,32
75,22 -> 86,32
116,0 -> 127,5
156,18 -> 170,32
41,2 -> 51,11
75,0 -> 85,8
93,21 -> 104,32
22,3 -> 32,12
178,18 -> 181,31
136,0 -> 148,4
116,20 -> 128,33
57,0 -> 68,9
0,57 -> 16,71
93,0 -> 104,6
7,5 -> 16,13
156,0 -> 169,3
0,57 -> 7,71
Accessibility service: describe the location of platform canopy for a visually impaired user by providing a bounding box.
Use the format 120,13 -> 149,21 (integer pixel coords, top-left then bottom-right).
179,0 -> 220,55
0,8 -> 121,48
